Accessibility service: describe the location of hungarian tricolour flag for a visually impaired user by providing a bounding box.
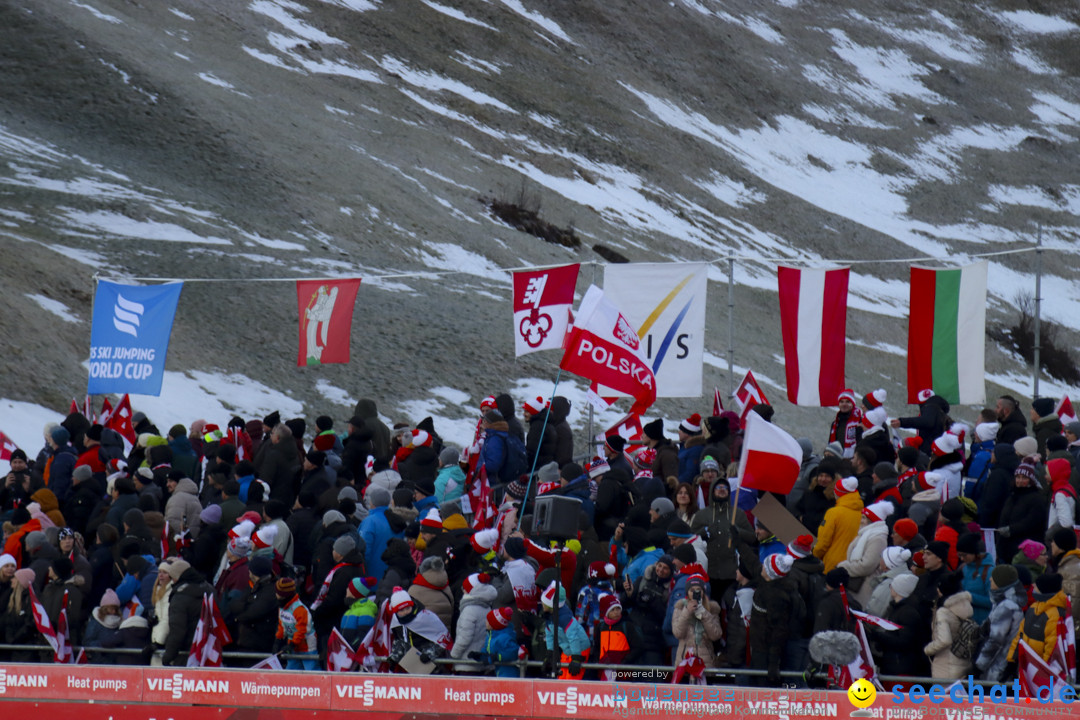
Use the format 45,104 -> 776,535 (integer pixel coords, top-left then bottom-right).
777,266 -> 849,406
907,261 -> 988,405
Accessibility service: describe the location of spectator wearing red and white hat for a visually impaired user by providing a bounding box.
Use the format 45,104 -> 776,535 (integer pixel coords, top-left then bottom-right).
522,396 -> 557,472
677,413 -> 706,485
838,501 -> 893,605
891,389 -> 950,455
476,607 -> 519,677
812,475 -> 863,572
928,432 -> 964,501
828,389 -> 863,459
450,572 -> 497,672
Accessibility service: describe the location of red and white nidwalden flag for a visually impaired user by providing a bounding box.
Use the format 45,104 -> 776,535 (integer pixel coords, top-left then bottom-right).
777,266 -> 849,406
0,431 -> 18,462
513,264 -> 580,356
327,627 -> 358,672
296,278 -> 362,367
737,411 -> 802,495
560,285 -> 656,415
106,394 -> 137,446
1057,396 -> 1077,426
733,370 -> 770,425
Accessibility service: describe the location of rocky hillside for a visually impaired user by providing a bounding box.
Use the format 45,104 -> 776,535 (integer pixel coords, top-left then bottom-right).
1,0 -> 1079,448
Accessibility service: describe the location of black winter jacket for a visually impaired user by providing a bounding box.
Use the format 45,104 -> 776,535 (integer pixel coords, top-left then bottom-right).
163,567 -> 214,665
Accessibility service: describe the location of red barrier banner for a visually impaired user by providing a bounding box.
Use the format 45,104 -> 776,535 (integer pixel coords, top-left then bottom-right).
142,667 -> 330,709
0,664 -> 141,702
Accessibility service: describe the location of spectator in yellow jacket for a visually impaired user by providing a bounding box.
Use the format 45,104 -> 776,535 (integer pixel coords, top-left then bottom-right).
1008,573 -> 1069,664
813,476 -> 864,572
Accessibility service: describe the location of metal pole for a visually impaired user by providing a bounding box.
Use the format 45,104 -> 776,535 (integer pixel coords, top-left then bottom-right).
1033,227 -> 1043,399
727,256 -> 735,399
586,262 -> 598,453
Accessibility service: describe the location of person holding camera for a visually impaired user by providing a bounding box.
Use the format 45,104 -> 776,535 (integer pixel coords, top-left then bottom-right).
671,576 -> 722,672
1,449 -> 32,516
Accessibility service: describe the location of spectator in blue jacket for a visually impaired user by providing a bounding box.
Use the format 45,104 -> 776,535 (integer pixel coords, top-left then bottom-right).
471,607 -> 519,677
957,532 -> 994,624
358,486 -> 407,579
434,448 -> 466,505
677,414 -> 706,485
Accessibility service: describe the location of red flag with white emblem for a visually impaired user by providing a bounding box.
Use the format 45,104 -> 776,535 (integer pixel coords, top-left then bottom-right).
356,599 -> 394,672
713,387 -> 724,416
734,370 -> 770,426
99,397 -> 114,426
327,627 -> 358,672
296,278 -> 362,366
107,394 -> 137,446
513,264 -> 580,356
0,431 -> 18,462
1057,396 -> 1077,426
187,594 -> 231,667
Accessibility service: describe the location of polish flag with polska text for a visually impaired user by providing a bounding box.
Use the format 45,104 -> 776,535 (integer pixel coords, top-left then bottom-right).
560,285 -> 656,415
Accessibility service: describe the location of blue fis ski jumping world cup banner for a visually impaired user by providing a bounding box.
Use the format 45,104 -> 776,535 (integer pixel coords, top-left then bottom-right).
88,280 -> 184,396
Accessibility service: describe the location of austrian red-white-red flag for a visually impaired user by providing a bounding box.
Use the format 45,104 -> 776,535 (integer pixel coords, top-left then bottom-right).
560,285 -> 656,415
1057,396 -> 1077,426
734,370 -> 770,425
737,410 -> 803,495
0,431 -> 18,462
513,264 -> 580,356
777,266 -> 850,406
296,278 -> 362,366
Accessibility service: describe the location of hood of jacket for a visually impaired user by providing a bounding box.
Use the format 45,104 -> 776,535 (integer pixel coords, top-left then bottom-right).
174,477 -> 199,496
942,591 -> 974,619
992,443 -> 1019,471
485,421 -> 509,434
836,491 -> 864,512
30,488 -> 60,513
925,394 -> 951,416
989,581 -> 1022,605
461,583 -> 498,607
354,398 -> 379,420
549,396 -> 571,424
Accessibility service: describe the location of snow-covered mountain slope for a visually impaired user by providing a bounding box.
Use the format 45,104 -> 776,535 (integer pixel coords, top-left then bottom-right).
1,0 -> 1078,459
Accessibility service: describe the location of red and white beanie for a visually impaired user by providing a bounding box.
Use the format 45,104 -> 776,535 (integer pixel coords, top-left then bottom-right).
679,413 -> 702,435
915,471 -> 944,492
599,593 -> 622,618
420,508 -> 443,531
252,524 -> 278,549
588,561 -> 616,580
480,395 -> 497,411
228,519 -> 256,539
861,406 -> 888,432
486,607 -> 513,629
470,528 -> 499,554
462,572 -> 492,595
787,534 -> 814,559
917,388 -> 934,404
862,501 -> 894,523
389,587 -> 414,614
837,389 -> 857,405
863,389 -> 886,409
411,429 -> 432,448
522,396 -> 547,415
833,476 -> 859,496
762,553 -> 793,581
588,456 -> 610,478
932,433 -> 960,457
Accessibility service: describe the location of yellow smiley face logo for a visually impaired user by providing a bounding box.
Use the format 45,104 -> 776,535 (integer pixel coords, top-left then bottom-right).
847,678 -> 877,709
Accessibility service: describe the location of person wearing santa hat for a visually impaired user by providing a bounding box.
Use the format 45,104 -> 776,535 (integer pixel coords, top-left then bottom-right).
784,534 -> 824,675
523,396 -> 557,472
591,593 -> 633,679
385,586 -> 453,671
890,389 -> 950,455
828,389 -> 863,460
468,607 -> 518,677
677,413 -> 706,485
865,546 -> 914,618
749,553 -> 799,687
838,501 -> 893,606
450,573 -> 498,672
576,561 -> 616,640
812,476 -> 864,573
927,433 -> 964,501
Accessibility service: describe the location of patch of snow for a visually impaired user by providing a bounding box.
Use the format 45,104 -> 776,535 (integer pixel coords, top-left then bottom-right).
60,210 -> 232,245
415,242 -> 508,281
198,72 -> 236,89
453,52 -> 502,75
71,1 -> 123,23
396,89 -> 508,139
996,10 -> 1079,34
264,32 -> 382,83
496,0 -> 573,44
823,29 -> 945,108
847,338 -> 906,357
695,173 -> 767,207
316,0 -> 379,10
987,185 -> 1062,211
325,105 -> 352,116
246,235 -> 307,251
45,244 -> 107,267
169,8 -> 194,20
379,56 -> 517,113
1030,91 -> 1080,128
1010,48 -> 1057,76
421,1 -> 498,30
315,379 -> 357,406
250,0 -> 347,45
801,103 -> 894,129
243,45 -> 305,72
26,294 -> 80,324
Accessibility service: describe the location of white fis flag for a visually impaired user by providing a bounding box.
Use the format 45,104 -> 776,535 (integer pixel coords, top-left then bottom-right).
602,263 -> 707,398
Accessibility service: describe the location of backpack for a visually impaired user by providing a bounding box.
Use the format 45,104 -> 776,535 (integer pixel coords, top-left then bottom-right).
500,433 -> 528,483
950,617 -> 983,660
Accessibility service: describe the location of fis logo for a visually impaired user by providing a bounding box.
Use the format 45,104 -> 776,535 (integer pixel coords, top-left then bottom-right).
112,294 -> 145,338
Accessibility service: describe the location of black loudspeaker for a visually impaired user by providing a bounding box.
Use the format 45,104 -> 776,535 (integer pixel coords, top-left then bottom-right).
532,495 -> 582,540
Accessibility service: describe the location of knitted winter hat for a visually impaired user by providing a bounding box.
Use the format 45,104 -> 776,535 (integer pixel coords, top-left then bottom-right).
1068,422 -> 1080,437
420,508 -> 443,531
199,504 -> 222,525
836,389 -> 856,405
872,462 -> 898,481
480,395 -> 497,411
462,572 -> 492,594
650,497 -> 675,515
699,456 -> 721,474
862,501 -> 894,523
787,534 -> 814,559
1032,397 -> 1055,418
162,559 -> 190,581
599,593 -> 622,617
916,389 -> 934,404
863,389 -> 886,409
522,396 -> 546,415
861,407 -> 888,431
389,587 -> 414,613
1036,572 -> 1063,594
605,435 -> 626,453
762,553 -> 793,581
892,518 -> 918,542
975,422 -> 1001,442
940,498 -> 965,523
503,537 -> 526,560
248,556 -> 272,578
333,535 -> 357,556
826,567 -> 850,588
642,418 -> 665,441
672,544 -> 697,565
366,486 -> 391,509
347,576 -> 377,599
925,541 -> 950,562
1053,527 -> 1078,552
679,413 -> 702,435
100,588 -> 120,607
486,607 -> 513,629
956,533 -> 982,555
932,433 -> 960,457
1013,437 -> 1038,460
1014,457 -> 1039,485
1047,435 -> 1069,453
14,568 -> 35,589
1019,539 -> 1046,562
634,448 -> 657,469
25,531 -> 48,554
666,519 -> 694,539
229,519 -> 256,539
540,581 -> 566,608
51,557 -> 73,580
322,510 -> 347,528
833,476 -> 859,496
823,442 -> 844,458
990,565 -> 1019,588
882,546 -> 912,570
588,561 -> 616,580
891,574 -> 918,599
0,553 -> 15,569
228,536 -> 253,558
471,528 -> 499,554
253,525 -> 278,550
275,577 -> 296,598
588,456 -> 610,478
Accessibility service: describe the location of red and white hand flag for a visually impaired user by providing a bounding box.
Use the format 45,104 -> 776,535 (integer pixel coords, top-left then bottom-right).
0,431 -> 18,462
327,627 -> 359,672
28,585 -> 75,663
1057,396 -> 1077,426
187,594 -> 231,667
356,600 -> 394,672
560,285 -> 656,415
713,387 -> 724,416
251,654 -> 284,670
733,370 -> 770,426
513,264 -> 579,356
737,411 -> 803,495
106,394 -> 137,446
99,397 -> 114,426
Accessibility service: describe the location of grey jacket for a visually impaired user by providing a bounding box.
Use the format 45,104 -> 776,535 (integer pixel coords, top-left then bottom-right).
975,581 -> 1023,681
